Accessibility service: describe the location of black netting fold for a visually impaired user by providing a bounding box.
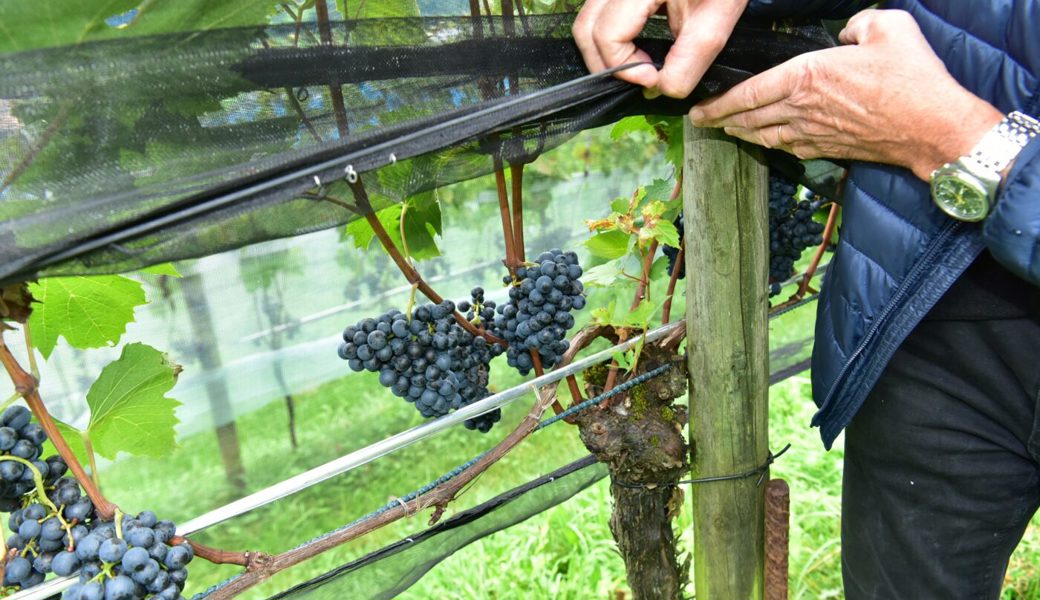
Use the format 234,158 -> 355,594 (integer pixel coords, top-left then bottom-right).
0,14 -> 830,284
264,455 -> 605,600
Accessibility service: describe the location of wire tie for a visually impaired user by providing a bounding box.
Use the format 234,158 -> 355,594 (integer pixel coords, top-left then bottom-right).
405,537 -> 414,544
344,164 -> 358,183
610,443 -> 793,489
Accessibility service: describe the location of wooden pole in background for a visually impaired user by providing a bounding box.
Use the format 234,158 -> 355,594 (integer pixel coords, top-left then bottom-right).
682,120 -> 769,599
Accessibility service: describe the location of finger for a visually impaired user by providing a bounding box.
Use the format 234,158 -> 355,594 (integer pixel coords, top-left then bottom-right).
839,9 -> 918,46
689,59 -> 803,124
592,0 -> 665,88
837,8 -> 881,45
723,124 -> 787,150
572,0 -> 613,73
656,0 -> 749,98
691,99 -> 793,130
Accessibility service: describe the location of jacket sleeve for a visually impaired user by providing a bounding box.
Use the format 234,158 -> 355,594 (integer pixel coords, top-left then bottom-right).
746,0 -> 874,18
983,136 -> 1040,286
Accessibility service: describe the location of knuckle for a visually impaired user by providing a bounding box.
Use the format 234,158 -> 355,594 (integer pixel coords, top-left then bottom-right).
740,85 -> 761,110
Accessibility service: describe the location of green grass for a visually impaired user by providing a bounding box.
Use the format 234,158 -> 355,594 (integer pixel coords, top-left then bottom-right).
94,354 -> 1040,599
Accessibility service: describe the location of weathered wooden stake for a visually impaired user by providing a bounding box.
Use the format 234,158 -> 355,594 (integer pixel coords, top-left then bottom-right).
682,120 -> 770,599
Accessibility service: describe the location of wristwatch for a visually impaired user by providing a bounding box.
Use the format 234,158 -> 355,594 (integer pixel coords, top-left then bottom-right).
930,111 -> 1040,222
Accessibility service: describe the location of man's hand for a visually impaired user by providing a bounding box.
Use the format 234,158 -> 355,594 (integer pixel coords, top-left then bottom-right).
572,0 -> 749,98
689,9 -> 1003,181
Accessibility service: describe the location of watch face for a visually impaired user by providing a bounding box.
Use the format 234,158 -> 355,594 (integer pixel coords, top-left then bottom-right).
931,173 -> 989,222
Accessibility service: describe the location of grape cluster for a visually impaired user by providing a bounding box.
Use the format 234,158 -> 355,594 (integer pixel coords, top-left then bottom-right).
5,474 -> 96,590
0,405 -> 50,509
0,406 -> 190,599
662,177 -> 827,298
338,292 -> 504,432
768,176 -> 824,296
59,512 -> 191,600
493,249 -> 584,375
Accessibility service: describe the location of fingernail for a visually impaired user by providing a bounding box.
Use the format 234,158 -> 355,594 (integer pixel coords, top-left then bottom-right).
689,108 -> 705,123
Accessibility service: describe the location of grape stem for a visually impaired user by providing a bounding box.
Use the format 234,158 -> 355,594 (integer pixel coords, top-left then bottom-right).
528,351 -> 563,415
345,181 -> 507,346
21,324 -> 39,384
82,433 -> 102,493
600,239 -> 660,404
0,392 -> 20,414
510,162 -> 526,263
169,536 -> 254,567
661,242 -> 684,325
0,330 -> 117,520
0,456 -> 57,515
794,202 -> 841,299
493,160 -> 520,274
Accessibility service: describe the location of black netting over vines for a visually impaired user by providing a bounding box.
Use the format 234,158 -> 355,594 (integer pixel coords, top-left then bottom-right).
263,455 -> 605,600
0,8 -> 831,284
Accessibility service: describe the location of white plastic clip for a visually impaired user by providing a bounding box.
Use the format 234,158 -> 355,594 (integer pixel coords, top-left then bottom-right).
388,153 -> 397,165
344,164 -> 359,184
313,175 -> 322,188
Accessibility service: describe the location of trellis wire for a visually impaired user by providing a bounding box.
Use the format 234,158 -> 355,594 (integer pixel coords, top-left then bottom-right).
192,363 -> 674,600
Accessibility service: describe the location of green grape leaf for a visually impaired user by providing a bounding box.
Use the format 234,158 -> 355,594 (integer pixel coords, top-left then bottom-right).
610,196 -> 630,214
612,349 -> 635,371
645,218 -> 681,249
585,231 -> 630,260
646,116 -> 684,173
85,343 -> 181,460
626,297 -> 662,328
138,263 -> 181,277
583,259 -> 625,287
644,178 -> 674,203
649,256 -> 672,283
41,418 -> 91,469
27,276 -> 147,359
343,217 -> 376,250
610,116 -> 654,141
0,0 -> 138,53
344,194 -> 442,261
126,1 -> 276,35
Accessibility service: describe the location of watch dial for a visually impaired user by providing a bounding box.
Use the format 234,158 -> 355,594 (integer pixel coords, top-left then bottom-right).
933,176 -> 987,221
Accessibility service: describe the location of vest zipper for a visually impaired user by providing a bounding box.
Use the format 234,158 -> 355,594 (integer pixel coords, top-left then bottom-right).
813,220 -> 962,426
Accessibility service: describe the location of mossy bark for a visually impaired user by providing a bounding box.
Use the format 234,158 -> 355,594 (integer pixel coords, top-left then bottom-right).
576,346 -> 690,599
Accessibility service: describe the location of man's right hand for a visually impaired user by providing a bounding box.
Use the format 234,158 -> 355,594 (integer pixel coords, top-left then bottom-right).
572,0 -> 749,98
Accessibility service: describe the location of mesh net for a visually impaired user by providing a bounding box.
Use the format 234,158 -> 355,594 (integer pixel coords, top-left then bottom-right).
0,4 -> 831,284
263,455 -> 605,600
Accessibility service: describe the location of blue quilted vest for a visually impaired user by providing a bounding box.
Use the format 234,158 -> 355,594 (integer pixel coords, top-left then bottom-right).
803,0 -> 1040,448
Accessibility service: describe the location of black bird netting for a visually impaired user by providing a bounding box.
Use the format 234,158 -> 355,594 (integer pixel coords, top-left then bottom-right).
0,2 -> 833,285
264,455 -> 606,600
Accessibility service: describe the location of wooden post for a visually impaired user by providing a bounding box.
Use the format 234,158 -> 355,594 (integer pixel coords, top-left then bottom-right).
682,120 -> 770,599
178,272 -> 248,492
